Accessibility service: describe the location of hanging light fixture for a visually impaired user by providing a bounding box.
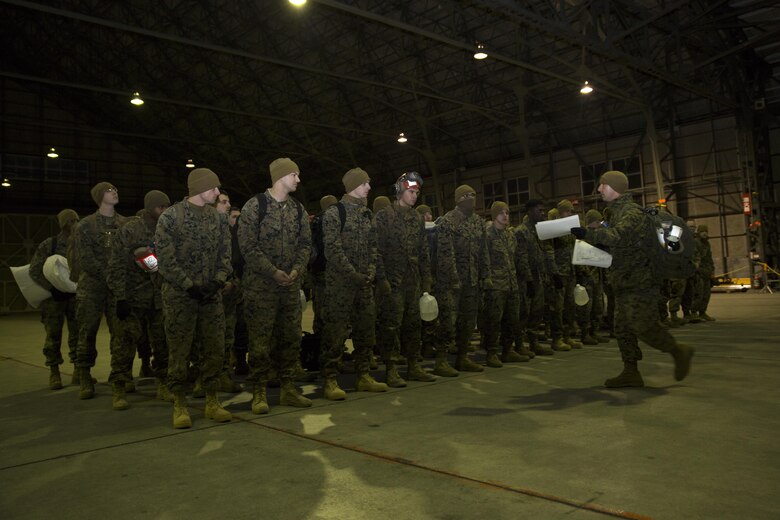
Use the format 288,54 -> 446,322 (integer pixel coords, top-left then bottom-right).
131,91 -> 144,106
473,43 -> 488,60
289,0 -> 307,5
397,132 -> 408,143
1,178 -> 10,187
580,81 -> 593,95
186,159 -> 195,168
47,147 -> 59,158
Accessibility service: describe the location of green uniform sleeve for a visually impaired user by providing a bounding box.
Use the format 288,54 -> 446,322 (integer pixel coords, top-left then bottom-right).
155,206 -> 193,290
322,205 -> 357,277
237,196 -> 278,279
29,238 -> 53,291
292,202 -> 312,276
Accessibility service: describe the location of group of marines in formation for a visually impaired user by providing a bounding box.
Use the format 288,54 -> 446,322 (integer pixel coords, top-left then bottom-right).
30,162 -> 707,428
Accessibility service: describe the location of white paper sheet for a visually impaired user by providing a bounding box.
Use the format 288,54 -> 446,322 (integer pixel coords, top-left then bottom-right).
572,239 -> 613,268
535,214 -> 581,240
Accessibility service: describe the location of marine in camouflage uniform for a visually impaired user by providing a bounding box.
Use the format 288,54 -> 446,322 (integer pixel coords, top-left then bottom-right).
309,195 -> 339,338
692,224 -> 716,321
415,205 -> 438,360
435,184 -> 492,372
156,168 -> 232,428
482,202 -> 531,367
320,168 -> 388,399
375,172 -> 440,387
29,209 -> 80,390
552,200 -> 584,349
238,158 -> 312,414
73,182 -> 128,399
106,190 -> 171,410
572,171 -> 694,387
515,200 -> 560,356
574,209 -> 609,345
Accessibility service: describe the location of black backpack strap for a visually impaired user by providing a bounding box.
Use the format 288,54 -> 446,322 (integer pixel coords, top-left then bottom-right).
254,192 -> 269,226
50,236 -> 57,256
337,202 -> 347,232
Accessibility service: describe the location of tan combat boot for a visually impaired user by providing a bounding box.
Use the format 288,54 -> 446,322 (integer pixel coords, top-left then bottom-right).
172,392 -> 192,429
563,337 -> 582,349
433,352 -> 459,377
218,372 -> 241,393
454,349 -> 484,372
323,377 -> 346,401
385,362 -> 407,388
280,380 -> 313,407
251,383 -> 270,414
551,338 -> 571,352
112,382 -> 130,411
672,344 -> 695,381
604,362 -> 644,388
156,379 -> 173,402
205,391 -> 232,422
49,365 -> 63,390
79,368 -> 95,399
356,373 -> 388,392
485,352 -> 503,368
407,359 -> 436,381
191,377 -> 205,398
501,345 -> 530,363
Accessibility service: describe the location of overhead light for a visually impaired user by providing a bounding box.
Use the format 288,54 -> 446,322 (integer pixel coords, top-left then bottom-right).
473,43 -> 488,60
580,81 -> 593,94
397,132 -> 408,143
47,147 -> 59,158
186,159 -> 195,168
289,0 -> 307,6
1,178 -> 10,187
131,91 -> 144,106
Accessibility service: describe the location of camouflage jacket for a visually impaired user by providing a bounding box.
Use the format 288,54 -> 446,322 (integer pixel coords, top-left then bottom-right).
238,191 -> 311,291
436,207 -> 490,288
552,233 -> 575,276
322,195 -> 378,281
585,193 -> 656,292
107,210 -> 163,308
155,200 -> 232,291
516,222 -> 553,282
696,237 -> 714,275
374,202 -> 431,288
74,211 -> 128,286
485,224 -> 518,291
29,231 -> 71,292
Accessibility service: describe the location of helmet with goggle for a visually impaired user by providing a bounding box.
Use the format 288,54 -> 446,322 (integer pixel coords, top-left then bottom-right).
394,171 -> 423,195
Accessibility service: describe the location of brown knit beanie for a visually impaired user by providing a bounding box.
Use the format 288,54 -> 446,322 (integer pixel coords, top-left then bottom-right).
187,168 -> 221,197
454,184 -> 476,202
490,201 -> 509,220
90,182 -> 116,206
144,190 -> 171,212
586,209 -> 602,224
557,199 -> 574,212
320,194 -> 338,211
269,158 -> 300,185
547,208 -> 559,220
416,204 -> 432,217
599,170 -> 629,194
57,209 -> 79,229
373,196 -> 391,213
343,167 -> 370,193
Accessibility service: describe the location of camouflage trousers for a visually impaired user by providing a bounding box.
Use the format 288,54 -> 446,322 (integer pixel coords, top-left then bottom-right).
483,289 -> 522,354
222,285 -> 242,373
40,296 -> 78,367
111,304 -> 167,384
667,279 -> 686,314
437,284 -> 480,353
243,285 -> 302,383
311,272 -> 326,337
321,280 -> 375,377
693,271 -> 713,314
75,284 -> 119,369
377,277 -> 422,362
682,275 -> 696,315
528,277 -> 561,341
576,280 -> 595,333
559,275 -> 577,338
614,287 -> 678,363
162,285 -> 225,393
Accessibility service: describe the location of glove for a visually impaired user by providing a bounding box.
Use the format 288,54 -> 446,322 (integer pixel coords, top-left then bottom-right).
570,227 -> 587,239
482,278 -> 494,290
375,279 -> 391,298
116,300 -> 131,320
553,276 -> 563,290
50,287 -> 71,302
526,281 -> 536,298
186,285 -> 204,301
201,280 -> 223,300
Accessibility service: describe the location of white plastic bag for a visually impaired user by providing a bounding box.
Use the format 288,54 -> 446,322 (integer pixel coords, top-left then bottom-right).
572,240 -> 613,268
43,254 -> 78,293
10,265 -> 51,308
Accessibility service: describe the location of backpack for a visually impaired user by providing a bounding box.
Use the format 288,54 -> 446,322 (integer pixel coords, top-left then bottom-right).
642,207 -> 696,280
254,192 -> 304,230
309,203 -> 346,273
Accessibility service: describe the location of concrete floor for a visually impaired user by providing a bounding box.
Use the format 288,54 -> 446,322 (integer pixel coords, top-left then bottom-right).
0,292 -> 778,520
